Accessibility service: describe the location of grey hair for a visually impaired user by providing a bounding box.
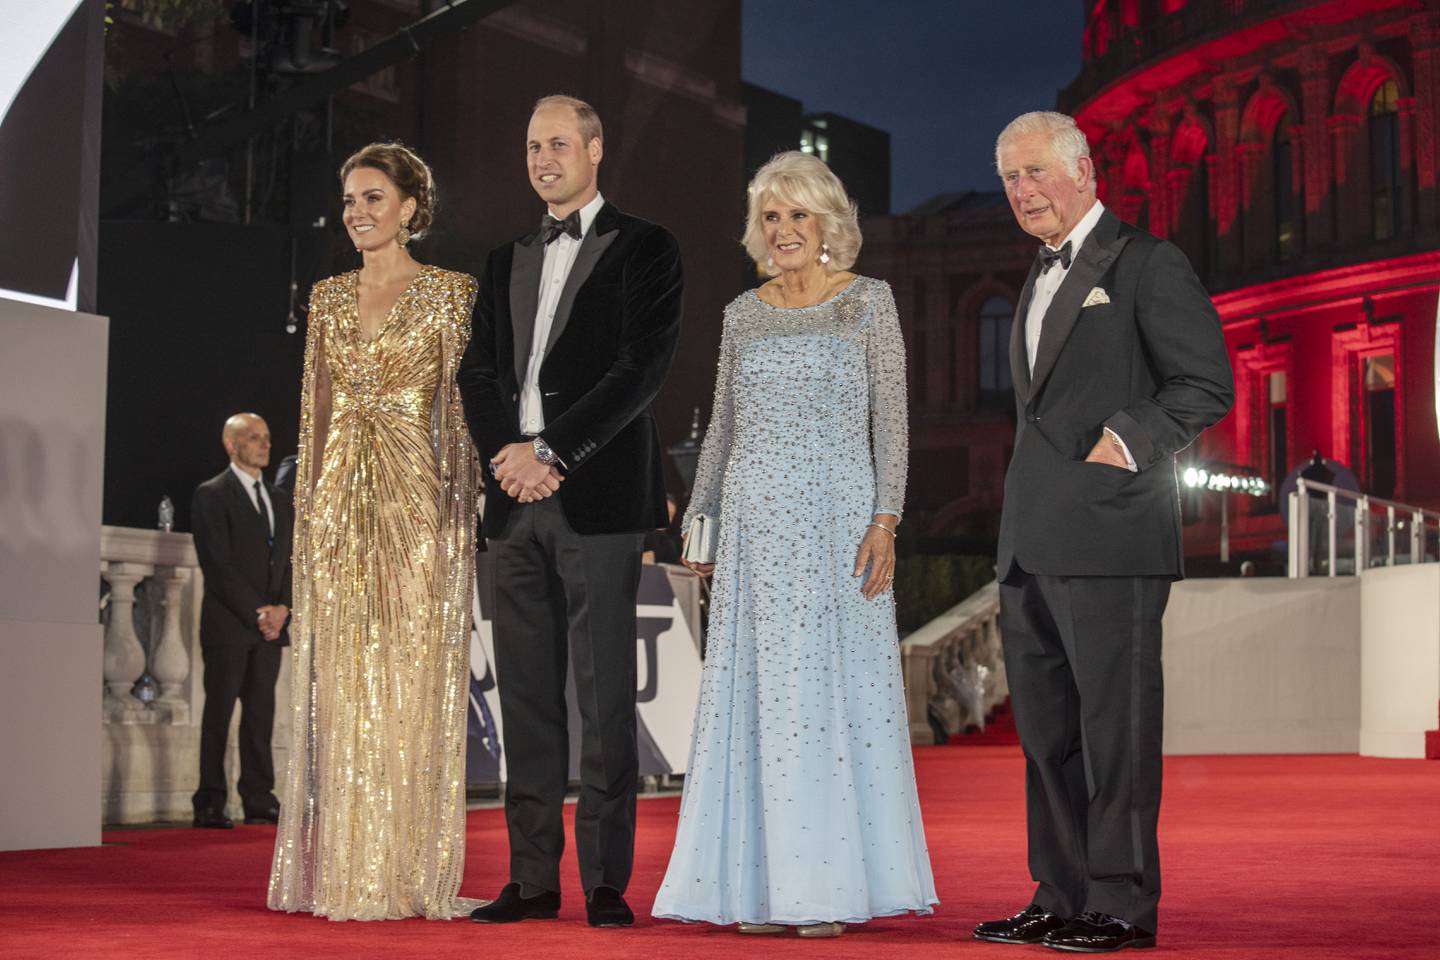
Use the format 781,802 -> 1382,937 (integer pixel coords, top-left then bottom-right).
742,151 -> 862,276
995,111 -> 1091,176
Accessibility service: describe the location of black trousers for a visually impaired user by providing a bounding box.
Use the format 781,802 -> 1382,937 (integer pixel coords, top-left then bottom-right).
490,495 -> 644,896
192,639 -> 283,814
999,567 -> 1171,934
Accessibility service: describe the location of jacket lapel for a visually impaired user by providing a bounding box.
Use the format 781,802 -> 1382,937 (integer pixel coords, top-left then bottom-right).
223,469 -> 267,541
1011,257 -> 1041,403
545,202 -> 620,354
1026,210 -> 1128,403
509,233 -> 543,385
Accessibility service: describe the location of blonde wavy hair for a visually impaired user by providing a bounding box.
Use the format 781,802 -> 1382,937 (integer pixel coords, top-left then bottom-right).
743,151 -> 861,276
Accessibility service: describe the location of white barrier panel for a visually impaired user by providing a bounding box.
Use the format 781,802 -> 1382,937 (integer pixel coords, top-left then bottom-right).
1360,564 -> 1440,758
466,557 -> 703,785
1162,577 -> 1362,754
0,298 -> 108,850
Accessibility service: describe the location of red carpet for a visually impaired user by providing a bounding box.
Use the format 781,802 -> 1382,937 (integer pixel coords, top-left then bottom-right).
950,701 -> 1020,746
2,748 -> 1436,959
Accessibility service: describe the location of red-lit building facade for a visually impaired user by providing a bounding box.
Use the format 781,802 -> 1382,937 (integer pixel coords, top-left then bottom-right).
1068,0 -> 1440,566
867,0 -> 1440,567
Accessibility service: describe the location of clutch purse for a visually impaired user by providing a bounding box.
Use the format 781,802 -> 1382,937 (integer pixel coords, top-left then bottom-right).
683,514 -> 717,565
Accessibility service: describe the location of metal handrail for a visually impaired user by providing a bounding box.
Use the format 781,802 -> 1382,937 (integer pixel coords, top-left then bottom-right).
1287,479 -> 1440,578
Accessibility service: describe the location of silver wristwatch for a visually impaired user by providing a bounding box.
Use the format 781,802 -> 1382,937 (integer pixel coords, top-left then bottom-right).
532,436 -> 558,465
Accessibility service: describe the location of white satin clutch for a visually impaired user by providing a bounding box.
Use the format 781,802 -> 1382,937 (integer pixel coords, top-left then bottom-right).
683,514 -> 717,564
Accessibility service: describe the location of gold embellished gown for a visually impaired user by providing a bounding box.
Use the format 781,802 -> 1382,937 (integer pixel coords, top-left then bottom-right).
268,264 -> 480,921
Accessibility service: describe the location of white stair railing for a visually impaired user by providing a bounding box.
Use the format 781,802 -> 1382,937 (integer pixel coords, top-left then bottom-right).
1287,479 -> 1440,577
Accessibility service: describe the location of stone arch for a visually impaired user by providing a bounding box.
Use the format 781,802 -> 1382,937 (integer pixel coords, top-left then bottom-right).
1240,79 -> 1299,144
1333,52 -> 1408,119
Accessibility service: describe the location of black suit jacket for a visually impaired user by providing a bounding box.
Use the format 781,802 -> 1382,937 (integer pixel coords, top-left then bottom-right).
996,208 -> 1235,579
191,468 -> 294,647
458,201 -> 684,538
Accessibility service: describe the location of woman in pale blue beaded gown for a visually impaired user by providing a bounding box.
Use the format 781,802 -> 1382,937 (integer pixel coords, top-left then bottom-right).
652,152 -> 936,938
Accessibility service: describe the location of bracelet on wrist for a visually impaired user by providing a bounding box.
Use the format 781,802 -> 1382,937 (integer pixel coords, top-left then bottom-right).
867,521 -> 897,538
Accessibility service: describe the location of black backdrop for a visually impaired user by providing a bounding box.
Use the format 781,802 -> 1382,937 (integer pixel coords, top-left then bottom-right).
98,221 -> 319,531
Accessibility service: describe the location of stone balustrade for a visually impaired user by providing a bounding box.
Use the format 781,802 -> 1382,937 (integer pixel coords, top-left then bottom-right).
99,526 -> 293,824
900,580 -> 1008,745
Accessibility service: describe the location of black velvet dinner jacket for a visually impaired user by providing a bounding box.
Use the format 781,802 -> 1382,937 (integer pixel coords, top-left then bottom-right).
191,468 -> 293,647
996,208 -> 1234,579
457,201 -> 684,538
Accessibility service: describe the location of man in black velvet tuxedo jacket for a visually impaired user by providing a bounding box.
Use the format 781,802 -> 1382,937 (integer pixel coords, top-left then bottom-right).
458,95 -> 682,929
190,413 -> 293,830
972,113 -> 1233,954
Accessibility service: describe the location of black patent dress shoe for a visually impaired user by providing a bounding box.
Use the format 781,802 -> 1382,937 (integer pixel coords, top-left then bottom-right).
192,808 -> 234,829
242,805 -> 280,825
974,904 -> 1068,944
1042,912 -> 1155,952
585,887 -> 634,928
469,882 -> 560,923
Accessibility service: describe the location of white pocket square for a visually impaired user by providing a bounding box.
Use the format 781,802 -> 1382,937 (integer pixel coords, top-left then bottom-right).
1082,287 -> 1111,307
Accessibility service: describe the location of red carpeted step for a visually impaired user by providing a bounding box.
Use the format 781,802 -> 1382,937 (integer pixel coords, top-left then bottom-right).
3,749 -> 1439,959
1426,700 -> 1440,760
949,699 -> 1020,746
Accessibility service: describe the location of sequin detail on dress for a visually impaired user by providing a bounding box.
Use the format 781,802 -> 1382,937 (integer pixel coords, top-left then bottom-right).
653,276 -> 936,925
268,265 -> 481,921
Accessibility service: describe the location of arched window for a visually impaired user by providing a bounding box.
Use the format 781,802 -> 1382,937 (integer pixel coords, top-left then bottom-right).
977,296 -> 1013,409
1370,80 -> 1400,240
1274,113 -> 1297,262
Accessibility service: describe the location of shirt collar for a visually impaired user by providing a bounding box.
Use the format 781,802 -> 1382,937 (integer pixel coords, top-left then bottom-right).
1047,198 -> 1105,257
548,191 -> 605,241
230,462 -> 263,491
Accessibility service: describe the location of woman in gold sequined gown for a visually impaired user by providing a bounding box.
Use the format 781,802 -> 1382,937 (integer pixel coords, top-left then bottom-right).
268,143 -> 480,921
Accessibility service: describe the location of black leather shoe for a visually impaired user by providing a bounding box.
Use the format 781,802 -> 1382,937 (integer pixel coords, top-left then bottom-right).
586,887 -> 634,928
192,808 -> 234,829
974,904 -> 1068,944
243,805 -> 280,825
1042,912 -> 1155,952
469,883 -> 560,923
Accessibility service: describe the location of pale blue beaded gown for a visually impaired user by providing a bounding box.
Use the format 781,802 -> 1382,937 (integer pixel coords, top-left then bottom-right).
652,276 -> 937,926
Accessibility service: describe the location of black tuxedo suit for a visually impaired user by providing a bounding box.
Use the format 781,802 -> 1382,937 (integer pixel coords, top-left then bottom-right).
190,467 -> 294,816
457,200 -> 683,897
996,208 -> 1233,934
459,201 -> 680,539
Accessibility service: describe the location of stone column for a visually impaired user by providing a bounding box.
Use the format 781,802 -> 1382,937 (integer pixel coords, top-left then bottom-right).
1147,107 -> 1174,239
1237,140 -> 1267,269
1330,113 -> 1365,246
1212,75 -> 1243,277
1299,45 -> 1334,250
150,566 -> 192,723
102,562 -> 150,718
1409,12 -> 1439,230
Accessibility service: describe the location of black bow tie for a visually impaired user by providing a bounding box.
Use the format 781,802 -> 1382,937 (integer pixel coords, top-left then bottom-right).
540,210 -> 582,244
1038,240 -> 1073,273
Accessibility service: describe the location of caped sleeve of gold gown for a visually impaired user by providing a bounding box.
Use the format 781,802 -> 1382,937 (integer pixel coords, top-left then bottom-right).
269,265 -> 482,920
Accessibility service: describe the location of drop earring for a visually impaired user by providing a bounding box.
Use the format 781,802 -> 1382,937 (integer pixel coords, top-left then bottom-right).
397,221 -> 412,247
818,242 -> 831,266
765,256 -> 775,270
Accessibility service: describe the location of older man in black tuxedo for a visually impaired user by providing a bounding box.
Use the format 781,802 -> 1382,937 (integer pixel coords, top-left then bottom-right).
973,112 -> 1234,953
458,94 -> 683,929
190,412 -> 293,829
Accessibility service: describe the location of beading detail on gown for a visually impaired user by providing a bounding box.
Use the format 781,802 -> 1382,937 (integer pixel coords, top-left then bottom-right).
268,265 -> 481,921
653,276 -> 937,925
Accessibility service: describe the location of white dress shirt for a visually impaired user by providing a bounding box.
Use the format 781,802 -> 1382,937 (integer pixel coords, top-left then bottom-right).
230,462 -> 275,536
1023,199 -> 1136,470
520,191 -> 605,435
1025,199 -> 1105,373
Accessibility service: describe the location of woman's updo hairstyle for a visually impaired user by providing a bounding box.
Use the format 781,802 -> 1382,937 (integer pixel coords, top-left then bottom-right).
339,141 -> 437,239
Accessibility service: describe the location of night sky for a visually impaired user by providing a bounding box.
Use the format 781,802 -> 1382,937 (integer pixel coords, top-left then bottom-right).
742,0 -> 1084,213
